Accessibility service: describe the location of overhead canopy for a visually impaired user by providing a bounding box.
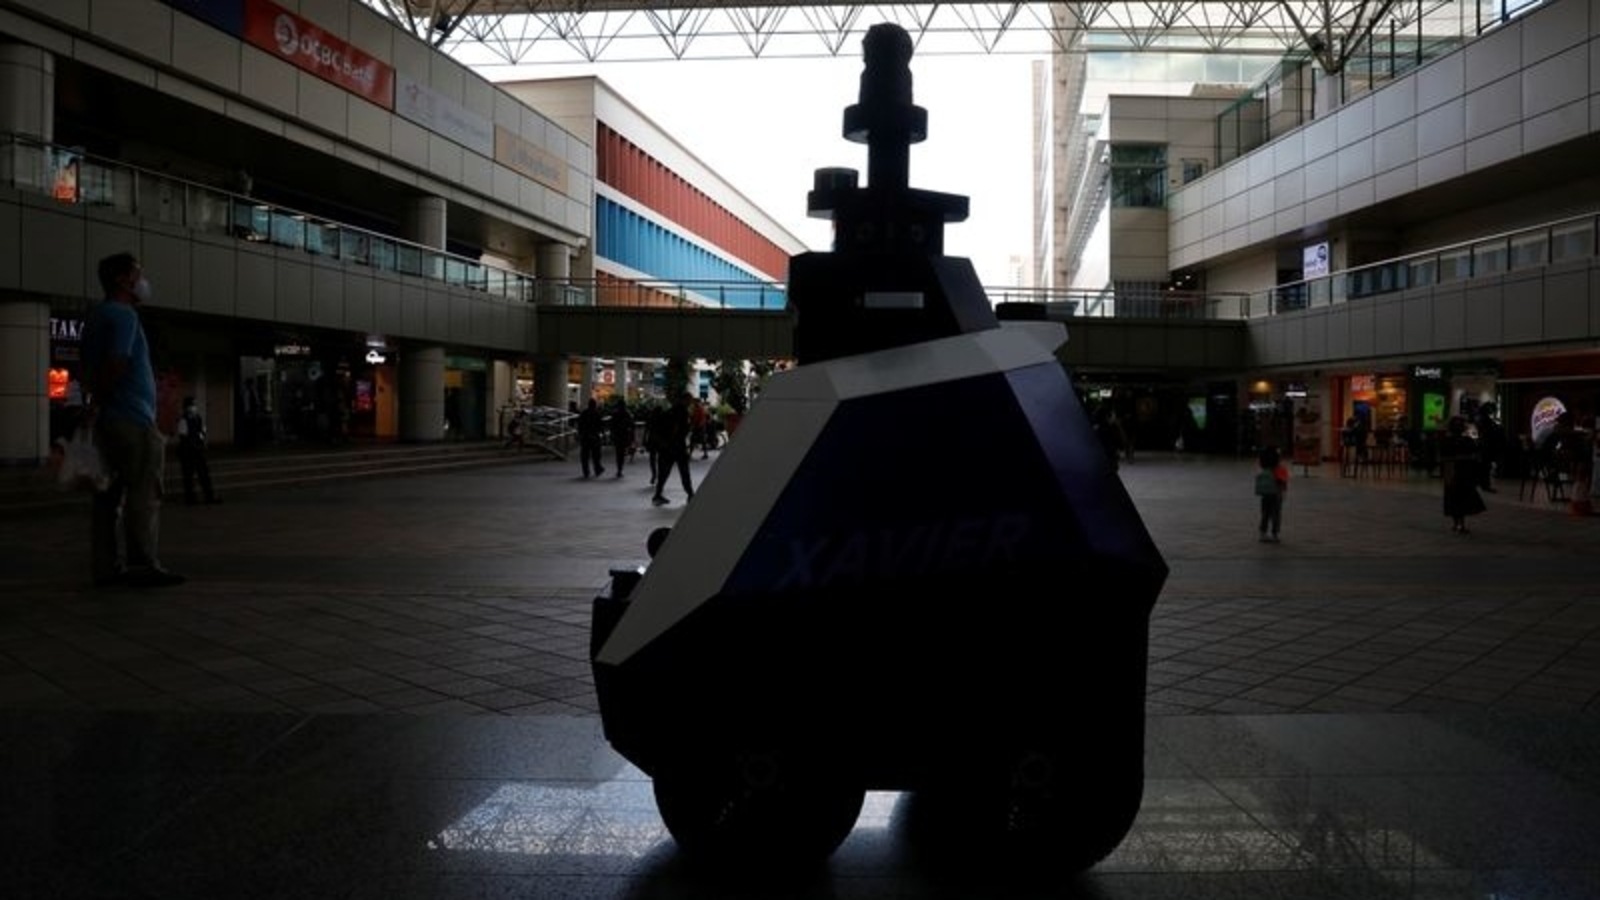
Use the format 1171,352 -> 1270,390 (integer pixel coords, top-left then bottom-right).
360,0 -> 1479,70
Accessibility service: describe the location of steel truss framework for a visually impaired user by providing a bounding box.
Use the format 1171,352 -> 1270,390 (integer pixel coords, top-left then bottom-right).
361,1 -> 1466,72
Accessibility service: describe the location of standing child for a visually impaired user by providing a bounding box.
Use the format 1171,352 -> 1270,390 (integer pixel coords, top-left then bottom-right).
1255,446 -> 1288,542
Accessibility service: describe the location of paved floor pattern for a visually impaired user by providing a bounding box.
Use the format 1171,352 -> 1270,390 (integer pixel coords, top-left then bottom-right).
2,450 -> 1597,898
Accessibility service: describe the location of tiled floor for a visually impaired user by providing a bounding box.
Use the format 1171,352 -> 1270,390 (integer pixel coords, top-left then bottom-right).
2,449 -> 1598,898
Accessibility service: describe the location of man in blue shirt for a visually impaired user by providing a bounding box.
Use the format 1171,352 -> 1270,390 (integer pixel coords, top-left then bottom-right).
81,252 -> 184,588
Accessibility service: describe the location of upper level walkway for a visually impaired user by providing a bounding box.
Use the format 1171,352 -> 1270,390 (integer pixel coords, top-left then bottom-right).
2,451 -> 1598,897
12,130 -> 1600,377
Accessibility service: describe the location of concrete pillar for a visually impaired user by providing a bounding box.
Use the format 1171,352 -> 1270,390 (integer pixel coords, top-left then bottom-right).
535,241 -> 572,305
0,297 -> 50,464
404,196 -> 447,281
399,345 -> 445,442
403,196 -> 447,249
534,357 -> 567,409
490,359 -> 513,436
0,44 -> 54,142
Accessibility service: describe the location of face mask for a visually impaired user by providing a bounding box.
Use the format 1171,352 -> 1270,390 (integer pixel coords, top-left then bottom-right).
132,277 -> 152,302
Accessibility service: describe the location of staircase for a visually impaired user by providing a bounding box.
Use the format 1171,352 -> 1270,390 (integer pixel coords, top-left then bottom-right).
0,438 -> 567,519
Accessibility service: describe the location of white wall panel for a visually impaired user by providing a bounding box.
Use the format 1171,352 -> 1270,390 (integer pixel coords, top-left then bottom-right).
72,38 -> 155,88
1336,96 -> 1373,148
346,98 -> 390,153
1336,138 -> 1374,183
235,251 -> 275,322
274,258 -> 312,324
171,13 -> 238,93
1465,75 -> 1522,139
90,0 -> 171,67
311,263 -> 344,328
21,206 -> 85,297
1375,163 -> 1418,202
297,74 -> 349,136
428,134 -> 463,184
190,241 -> 234,317
156,72 -> 225,115
390,119 -> 430,170
1302,117 -> 1337,162
372,280 -> 402,335
400,283 -> 426,335
1416,51 -> 1464,112
239,46 -> 296,116
1417,99 -> 1464,155
1302,154 -> 1337,199
1374,121 -> 1417,173
1373,78 -> 1416,130
141,229 -> 190,312
1523,45 -> 1588,117
346,3 -> 394,64
1431,289 -> 1465,348
1465,123 -> 1522,170
1417,146 -> 1465,187
1523,0 -> 1588,63
343,275 -> 374,333
1500,278 -> 1543,344
1464,23 -> 1522,92
1524,100 -> 1588,151
1337,180 -> 1374,216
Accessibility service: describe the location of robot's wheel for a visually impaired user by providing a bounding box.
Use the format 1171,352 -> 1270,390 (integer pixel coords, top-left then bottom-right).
903,748 -> 1140,874
652,752 -> 865,867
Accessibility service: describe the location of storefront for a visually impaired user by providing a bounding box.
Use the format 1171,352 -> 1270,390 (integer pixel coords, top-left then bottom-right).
47,315 -> 85,444
445,355 -> 488,440
237,331 -> 397,446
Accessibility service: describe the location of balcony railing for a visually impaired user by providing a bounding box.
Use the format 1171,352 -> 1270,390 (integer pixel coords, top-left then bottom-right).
1258,211 -> 1600,317
0,134 -> 542,303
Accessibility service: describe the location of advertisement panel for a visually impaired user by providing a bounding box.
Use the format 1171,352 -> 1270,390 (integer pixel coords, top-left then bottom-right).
243,0 -> 393,109
495,126 -> 570,193
395,72 -> 494,157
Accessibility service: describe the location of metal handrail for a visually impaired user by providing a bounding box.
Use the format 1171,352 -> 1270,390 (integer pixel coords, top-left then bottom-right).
1,133 -> 541,302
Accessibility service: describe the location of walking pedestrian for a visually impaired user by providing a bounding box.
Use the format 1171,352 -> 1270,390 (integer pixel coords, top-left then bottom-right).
651,393 -> 696,506
577,397 -> 605,479
1440,415 -> 1486,534
607,396 -> 635,477
81,252 -> 185,588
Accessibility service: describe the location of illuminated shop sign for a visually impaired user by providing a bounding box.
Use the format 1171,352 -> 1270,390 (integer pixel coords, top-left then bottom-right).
274,343 -> 312,357
1411,365 -> 1445,379
1531,396 -> 1567,446
365,350 -> 387,364
243,0 -> 394,109
1284,382 -> 1308,398
49,317 -> 83,341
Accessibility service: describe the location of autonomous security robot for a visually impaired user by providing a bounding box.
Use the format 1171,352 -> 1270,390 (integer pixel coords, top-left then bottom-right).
591,22 -> 1168,870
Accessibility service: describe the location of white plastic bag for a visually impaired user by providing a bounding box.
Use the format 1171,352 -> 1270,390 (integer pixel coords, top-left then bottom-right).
57,424 -> 109,492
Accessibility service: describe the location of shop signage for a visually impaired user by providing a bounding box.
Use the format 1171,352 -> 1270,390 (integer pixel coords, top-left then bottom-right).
365,349 -> 387,364
494,125 -> 569,193
1350,374 -> 1375,393
1412,364 -> 1445,380
243,0 -> 394,110
158,0 -> 244,36
447,355 -> 487,372
274,343 -> 312,357
1284,382 -> 1308,398
1531,396 -> 1567,446
49,317 -> 83,341
395,73 -> 494,158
